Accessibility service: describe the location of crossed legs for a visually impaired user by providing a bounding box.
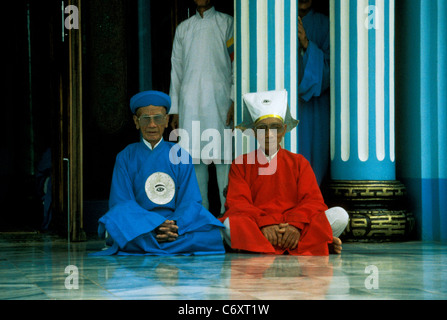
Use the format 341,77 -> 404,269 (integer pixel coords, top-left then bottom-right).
221,207 -> 349,254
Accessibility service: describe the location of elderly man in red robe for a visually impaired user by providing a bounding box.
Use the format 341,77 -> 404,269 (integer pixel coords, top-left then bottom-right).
219,90 -> 348,256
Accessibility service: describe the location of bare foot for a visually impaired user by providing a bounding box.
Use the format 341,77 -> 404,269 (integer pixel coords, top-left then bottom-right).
329,237 -> 342,254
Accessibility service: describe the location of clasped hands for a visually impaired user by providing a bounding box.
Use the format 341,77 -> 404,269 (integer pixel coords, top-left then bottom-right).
155,220 -> 179,243
261,223 -> 301,250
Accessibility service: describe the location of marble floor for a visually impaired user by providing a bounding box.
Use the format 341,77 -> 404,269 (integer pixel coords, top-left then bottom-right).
1,233 -> 446,301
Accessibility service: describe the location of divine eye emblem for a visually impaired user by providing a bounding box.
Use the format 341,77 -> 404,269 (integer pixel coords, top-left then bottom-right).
155,184 -> 166,193
145,172 -> 175,205
262,99 -> 271,105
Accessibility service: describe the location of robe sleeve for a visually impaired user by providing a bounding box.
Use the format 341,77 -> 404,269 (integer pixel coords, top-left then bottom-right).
298,27 -> 330,102
99,152 -> 166,248
283,156 -> 328,230
226,17 -> 235,102
108,152 -> 136,208
171,151 -> 224,235
169,25 -> 184,115
173,161 -> 208,234
224,161 -> 278,228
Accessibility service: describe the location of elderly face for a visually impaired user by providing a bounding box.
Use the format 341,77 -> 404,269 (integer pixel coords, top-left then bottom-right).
133,105 -> 169,146
254,117 -> 287,156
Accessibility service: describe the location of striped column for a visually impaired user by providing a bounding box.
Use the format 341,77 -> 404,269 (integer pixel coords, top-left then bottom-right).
395,0 -> 447,241
330,0 -> 396,181
234,0 -> 299,157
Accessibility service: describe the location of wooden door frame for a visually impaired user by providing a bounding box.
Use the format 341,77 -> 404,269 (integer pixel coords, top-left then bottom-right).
67,0 -> 85,242
54,0 -> 85,242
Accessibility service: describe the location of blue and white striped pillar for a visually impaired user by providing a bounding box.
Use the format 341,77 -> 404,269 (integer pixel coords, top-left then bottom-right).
395,0 -> 447,241
234,0 -> 300,157
234,0 -> 396,181
330,0 -> 396,181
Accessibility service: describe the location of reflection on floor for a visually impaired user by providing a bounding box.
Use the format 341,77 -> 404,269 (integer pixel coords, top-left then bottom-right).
0,233 -> 446,300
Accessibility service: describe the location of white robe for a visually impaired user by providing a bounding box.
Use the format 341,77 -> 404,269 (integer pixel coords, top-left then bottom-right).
169,7 -> 234,163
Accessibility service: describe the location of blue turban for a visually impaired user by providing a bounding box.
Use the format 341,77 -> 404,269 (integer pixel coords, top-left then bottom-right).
130,91 -> 171,114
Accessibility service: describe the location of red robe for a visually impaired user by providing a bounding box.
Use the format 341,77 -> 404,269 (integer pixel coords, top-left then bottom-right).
220,148 -> 332,256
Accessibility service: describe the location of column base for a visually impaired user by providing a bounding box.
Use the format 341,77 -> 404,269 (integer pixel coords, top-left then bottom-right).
322,180 -> 416,242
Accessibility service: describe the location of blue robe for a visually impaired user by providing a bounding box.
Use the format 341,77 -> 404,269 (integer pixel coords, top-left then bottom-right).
298,9 -> 330,185
91,140 -> 225,256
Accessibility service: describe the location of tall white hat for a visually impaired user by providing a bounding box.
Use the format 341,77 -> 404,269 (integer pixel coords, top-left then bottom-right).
236,89 -> 299,132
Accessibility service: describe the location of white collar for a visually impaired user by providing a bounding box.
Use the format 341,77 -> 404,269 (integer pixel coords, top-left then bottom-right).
196,6 -> 216,19
260,148 -> 279,163
143,138 -> 163,151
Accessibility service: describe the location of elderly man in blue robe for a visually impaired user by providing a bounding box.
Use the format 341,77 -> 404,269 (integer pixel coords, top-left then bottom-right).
93,91 -> 225,256
298,0 -> 330,185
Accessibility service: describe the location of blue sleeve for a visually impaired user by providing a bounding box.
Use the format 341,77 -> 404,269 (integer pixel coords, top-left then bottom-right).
298,24 -> 330,102
99,152 -> 166,247
173,159 -> 224,235
108,152 -> 136,208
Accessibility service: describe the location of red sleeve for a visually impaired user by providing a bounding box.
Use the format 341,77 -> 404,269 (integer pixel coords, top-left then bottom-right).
284,156 -> 328,230
223,161 -> 278,228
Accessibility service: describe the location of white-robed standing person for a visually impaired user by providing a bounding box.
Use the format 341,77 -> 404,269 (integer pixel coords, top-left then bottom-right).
169,0 -> 234,214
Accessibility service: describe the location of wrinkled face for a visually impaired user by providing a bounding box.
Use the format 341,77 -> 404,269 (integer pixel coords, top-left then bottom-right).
133,105 -> 169,146
254,117 -> 287,155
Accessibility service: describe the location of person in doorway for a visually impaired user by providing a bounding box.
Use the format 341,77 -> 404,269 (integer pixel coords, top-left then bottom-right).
298,0 -> 331,185
92,91 -> 225,256
169,0 -> 234,215
220,90 -> 348,256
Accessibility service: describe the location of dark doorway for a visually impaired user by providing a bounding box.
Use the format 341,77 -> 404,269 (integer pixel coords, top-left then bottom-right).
1,1 -> 61,232
81,0 -> 141,233
313,0 -> 329,16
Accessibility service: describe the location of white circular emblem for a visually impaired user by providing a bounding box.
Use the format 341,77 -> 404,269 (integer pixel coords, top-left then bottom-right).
145,172 -> 176,205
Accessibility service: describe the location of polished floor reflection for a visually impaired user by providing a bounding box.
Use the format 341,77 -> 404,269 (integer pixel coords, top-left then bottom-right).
1,233 -> 446,300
